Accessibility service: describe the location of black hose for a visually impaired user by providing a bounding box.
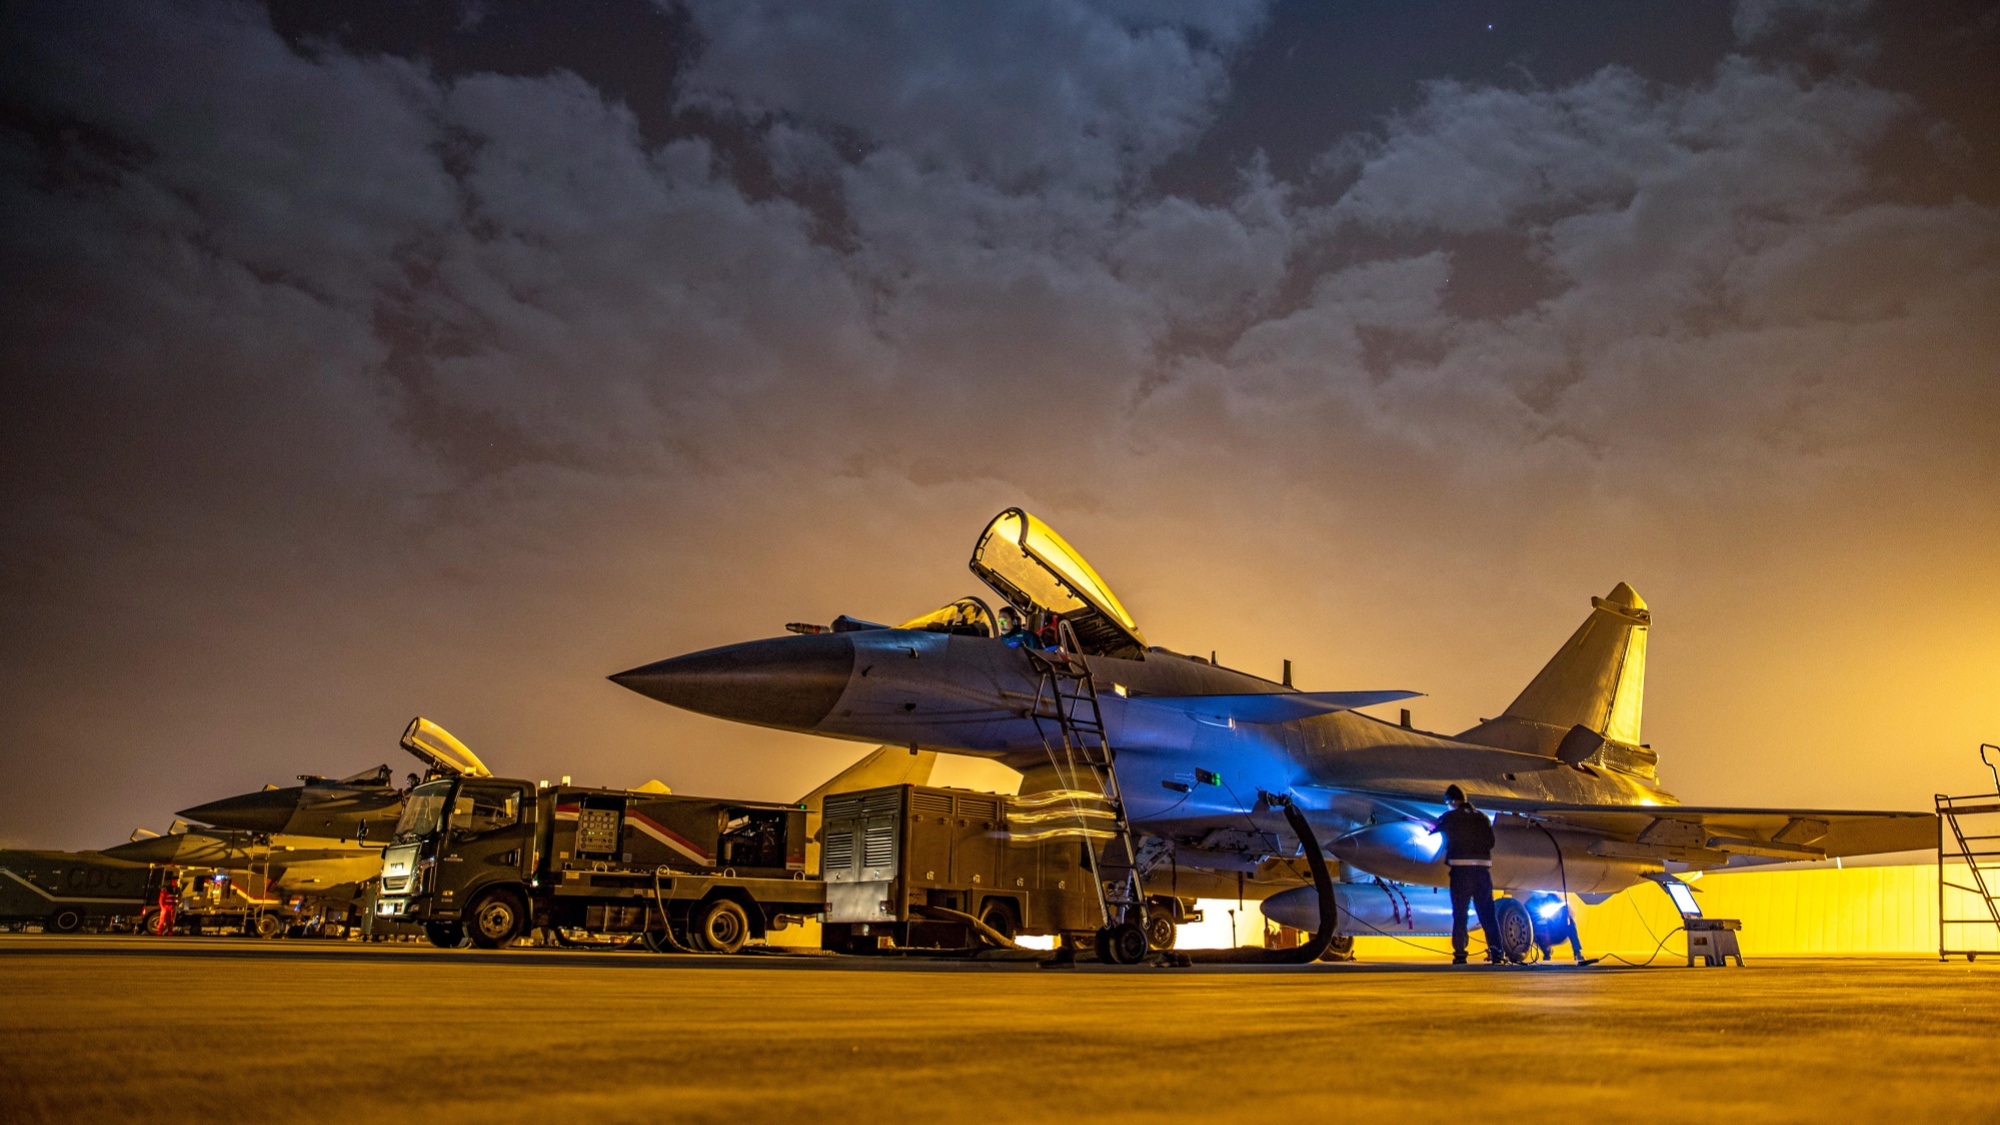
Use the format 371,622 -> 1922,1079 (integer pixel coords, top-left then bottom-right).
1180,798 -> 1344,965
1532,820 -> 1575,961
1278,800 -> 1341,964
648,866 -> 700,953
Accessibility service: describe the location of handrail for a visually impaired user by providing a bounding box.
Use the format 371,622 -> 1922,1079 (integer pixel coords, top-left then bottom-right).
1938,750 -> 2000,960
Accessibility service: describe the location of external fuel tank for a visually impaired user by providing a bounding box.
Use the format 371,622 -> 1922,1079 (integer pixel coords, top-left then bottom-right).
1330,818 -> 1660,896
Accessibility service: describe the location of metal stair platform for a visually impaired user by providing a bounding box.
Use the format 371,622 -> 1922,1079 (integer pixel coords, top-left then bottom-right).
1937,743 -> 2000,961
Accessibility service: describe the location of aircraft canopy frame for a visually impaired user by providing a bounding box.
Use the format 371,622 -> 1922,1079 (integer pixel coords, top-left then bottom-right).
969,508 -> 1146,659
401,717 -> 493,779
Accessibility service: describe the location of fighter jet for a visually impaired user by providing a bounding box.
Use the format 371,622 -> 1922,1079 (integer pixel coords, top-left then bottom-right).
177,765 -> 407,844
104,726 -> 489,935
104,824 -> 387,933
172,717 -> 497,849
610,508 -> 1935,958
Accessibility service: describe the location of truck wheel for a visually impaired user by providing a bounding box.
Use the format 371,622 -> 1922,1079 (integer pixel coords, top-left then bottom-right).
977,900 -> 1020,942
1145,905 -> 1177,952
254,914 -> 283,939
467,889 -> 527,949
694,899 -> 750,954
424,921 -> 466,948
46,908 -> 84,934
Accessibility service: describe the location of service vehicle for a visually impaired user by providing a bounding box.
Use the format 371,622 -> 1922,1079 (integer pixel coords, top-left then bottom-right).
375,770 -> 823,951
819,783 -> 1197,954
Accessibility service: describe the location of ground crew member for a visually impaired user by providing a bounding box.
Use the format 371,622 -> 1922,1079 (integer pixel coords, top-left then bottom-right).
1434,785 -> 1500,965
152,870 -> 181,936
1529,891 -> 1587,963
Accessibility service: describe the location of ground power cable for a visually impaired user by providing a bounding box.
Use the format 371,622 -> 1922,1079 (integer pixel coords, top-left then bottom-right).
1594,892 -> 1685,967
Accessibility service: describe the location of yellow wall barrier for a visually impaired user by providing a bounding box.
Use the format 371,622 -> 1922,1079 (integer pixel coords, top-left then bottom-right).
1331,863 -> 1998,960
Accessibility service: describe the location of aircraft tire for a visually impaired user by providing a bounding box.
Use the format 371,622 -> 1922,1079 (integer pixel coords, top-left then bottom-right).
1097,921 -> 1149,965
466,888 -> 528,949
1491,897 -> 1536,962
1145,905 -> 1177,952
45,909 -> 84,934
694,899 -> 751,954
424,921 -> 466,948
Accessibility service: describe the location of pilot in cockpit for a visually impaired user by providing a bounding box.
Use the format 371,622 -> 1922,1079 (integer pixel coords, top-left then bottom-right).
998,605 -> 1025,645
998,606 -> 1042,649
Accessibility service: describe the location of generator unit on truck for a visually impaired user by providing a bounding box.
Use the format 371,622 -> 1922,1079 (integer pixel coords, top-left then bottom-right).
818,783 -> 1198,953
372,719 -> 822,951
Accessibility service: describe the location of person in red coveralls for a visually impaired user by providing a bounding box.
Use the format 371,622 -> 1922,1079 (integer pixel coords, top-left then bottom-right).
152,870 -> 181,936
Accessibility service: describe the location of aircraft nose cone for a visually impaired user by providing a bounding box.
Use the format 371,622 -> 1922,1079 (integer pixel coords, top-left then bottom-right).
610,633 -> 856,732
178,789 -> 299,834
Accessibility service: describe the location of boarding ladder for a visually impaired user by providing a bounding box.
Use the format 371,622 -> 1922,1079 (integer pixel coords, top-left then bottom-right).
1024,626 -> 1148,935
1937,744 -> 2000,961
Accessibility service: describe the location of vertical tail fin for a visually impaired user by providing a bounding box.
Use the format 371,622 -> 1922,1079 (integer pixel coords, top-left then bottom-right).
1459,584 -> 1652,768
1503,583 -> 1650,743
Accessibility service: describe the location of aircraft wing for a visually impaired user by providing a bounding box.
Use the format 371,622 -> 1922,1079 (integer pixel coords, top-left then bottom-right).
1127,690 -> 1421,725
1457,795 -> 1934,862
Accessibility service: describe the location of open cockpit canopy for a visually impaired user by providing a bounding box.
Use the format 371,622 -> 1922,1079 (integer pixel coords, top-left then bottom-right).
969,508 -> 1147,659
401,716 -> 493,779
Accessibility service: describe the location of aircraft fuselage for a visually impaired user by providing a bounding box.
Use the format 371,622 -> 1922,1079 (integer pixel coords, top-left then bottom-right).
612,628 -> 1669,878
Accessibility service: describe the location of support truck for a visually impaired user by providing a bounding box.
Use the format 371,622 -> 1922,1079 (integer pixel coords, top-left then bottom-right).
374,773 -> 823,951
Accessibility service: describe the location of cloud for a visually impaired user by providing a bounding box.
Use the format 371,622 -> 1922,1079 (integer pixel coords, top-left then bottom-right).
678,0 -> 1268,190
0,0 -> 1996,848
1330,59 -> 1905,238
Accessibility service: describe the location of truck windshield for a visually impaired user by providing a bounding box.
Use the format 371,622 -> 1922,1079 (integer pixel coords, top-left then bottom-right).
394,783 -> 454,843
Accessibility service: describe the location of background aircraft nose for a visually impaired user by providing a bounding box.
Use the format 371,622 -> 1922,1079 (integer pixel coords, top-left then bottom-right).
610,633 -> 856,731
178,789 -> 299,833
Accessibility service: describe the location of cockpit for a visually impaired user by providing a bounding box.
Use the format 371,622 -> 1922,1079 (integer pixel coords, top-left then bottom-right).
876,508 -> 1149,660
896,596 -> 997,638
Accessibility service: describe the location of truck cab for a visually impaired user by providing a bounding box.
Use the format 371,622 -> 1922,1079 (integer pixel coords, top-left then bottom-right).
377,775 -> 538,948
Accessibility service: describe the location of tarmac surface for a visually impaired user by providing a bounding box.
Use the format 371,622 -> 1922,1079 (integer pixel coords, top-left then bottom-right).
2,934 -> 1996,1123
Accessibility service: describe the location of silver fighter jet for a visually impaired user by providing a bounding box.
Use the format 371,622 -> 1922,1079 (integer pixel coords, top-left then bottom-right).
612,508 -> 1934,956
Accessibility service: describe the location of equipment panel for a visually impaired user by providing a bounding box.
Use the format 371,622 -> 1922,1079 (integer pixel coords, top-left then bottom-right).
575,807 -> 621,856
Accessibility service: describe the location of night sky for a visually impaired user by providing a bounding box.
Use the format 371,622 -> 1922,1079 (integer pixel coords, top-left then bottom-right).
3,1 -> 1996,850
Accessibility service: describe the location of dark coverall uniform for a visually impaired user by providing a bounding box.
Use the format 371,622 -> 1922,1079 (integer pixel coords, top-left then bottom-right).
1435,804 -> 1500,963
